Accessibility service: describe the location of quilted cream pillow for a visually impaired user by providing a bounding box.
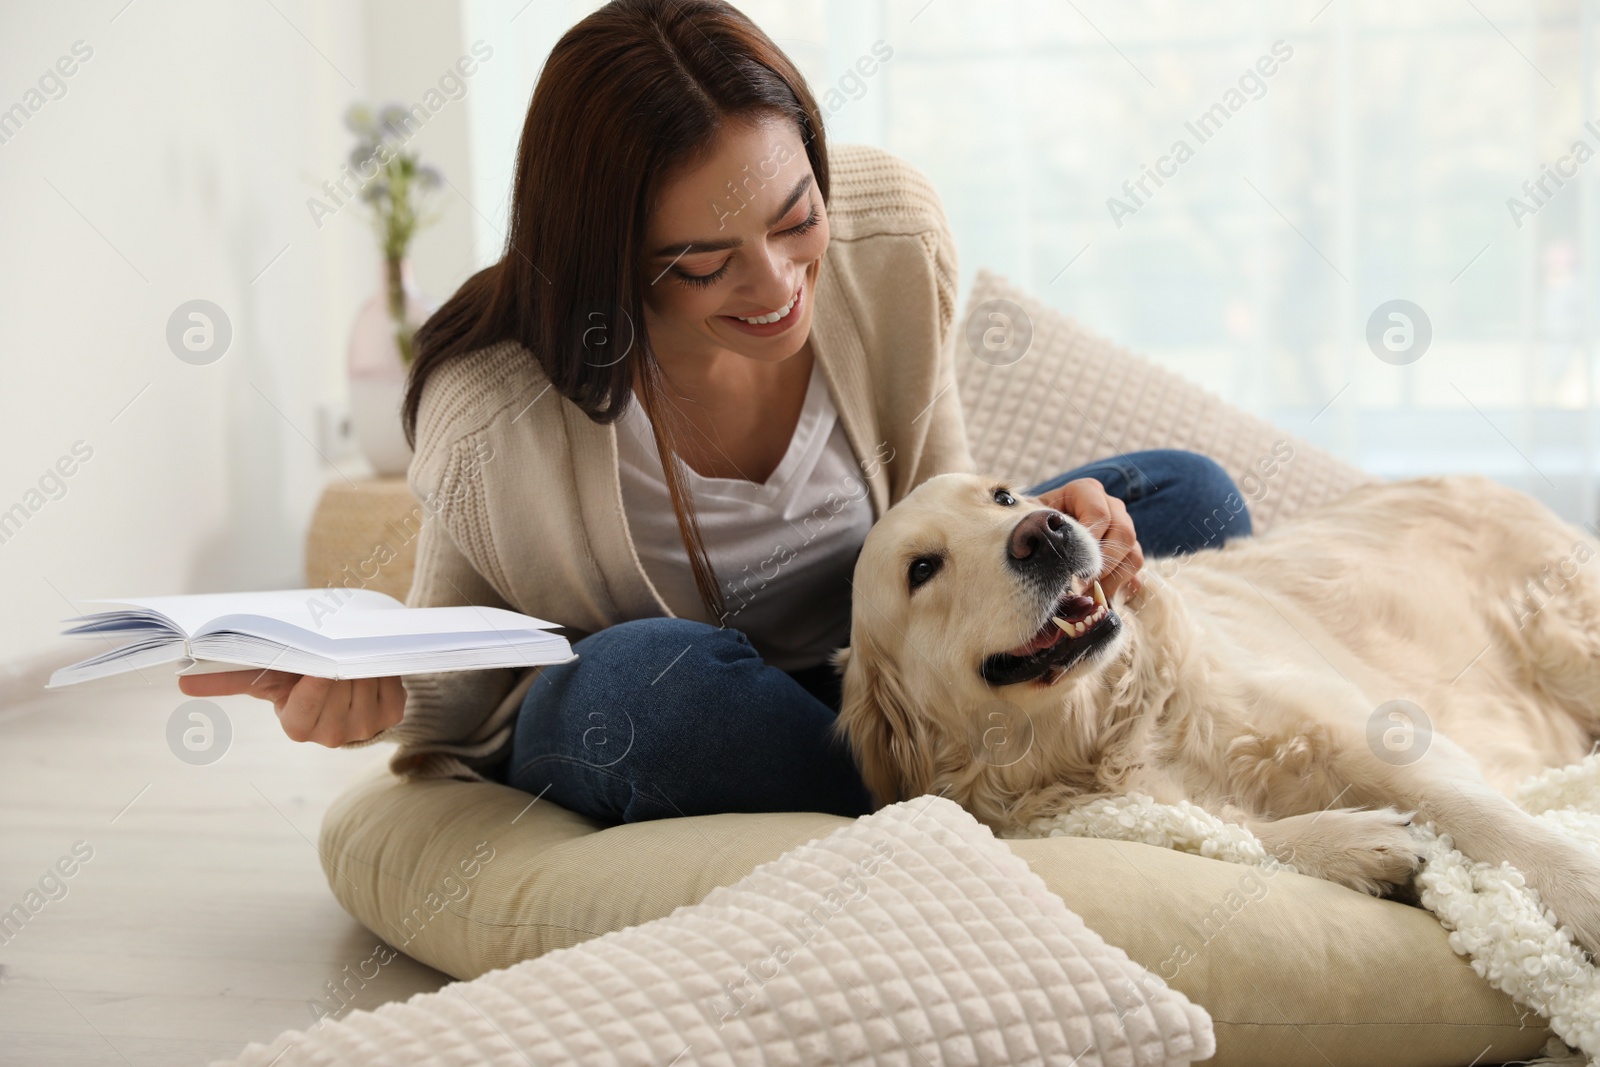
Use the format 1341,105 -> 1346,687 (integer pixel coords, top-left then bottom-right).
226,795 -> 1213,1067
955,269 -> 1372,534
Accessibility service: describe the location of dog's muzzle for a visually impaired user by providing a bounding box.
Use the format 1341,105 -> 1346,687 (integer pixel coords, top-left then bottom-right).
983,509 -> 1120,686
1006,508 -> 1090,591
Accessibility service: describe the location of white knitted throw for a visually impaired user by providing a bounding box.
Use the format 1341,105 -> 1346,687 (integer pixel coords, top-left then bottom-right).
1004,756 -> 1600,1064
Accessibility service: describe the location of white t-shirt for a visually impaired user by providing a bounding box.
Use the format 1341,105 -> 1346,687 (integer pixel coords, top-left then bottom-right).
615,359 -> 875,671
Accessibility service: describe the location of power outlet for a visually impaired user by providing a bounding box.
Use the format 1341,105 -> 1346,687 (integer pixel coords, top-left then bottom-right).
315,402 -> 359,463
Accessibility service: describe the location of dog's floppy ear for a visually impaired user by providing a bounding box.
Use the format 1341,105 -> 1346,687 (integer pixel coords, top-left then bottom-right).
830,640 -> 934,810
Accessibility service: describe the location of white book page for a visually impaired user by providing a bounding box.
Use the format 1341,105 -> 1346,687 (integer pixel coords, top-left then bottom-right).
191,606 -> 560,649
304,605 -> 559,640
77,588 -> 404,636
188,614 -> 566,658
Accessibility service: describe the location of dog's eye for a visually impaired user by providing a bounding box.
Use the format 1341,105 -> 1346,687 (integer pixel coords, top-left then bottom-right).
907,555 -> 943,590
993,488 -> 1018,507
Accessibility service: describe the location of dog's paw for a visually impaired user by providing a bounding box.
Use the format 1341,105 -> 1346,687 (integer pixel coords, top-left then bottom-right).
1258,807 -> 1422,896
1523,845 -> 1600,959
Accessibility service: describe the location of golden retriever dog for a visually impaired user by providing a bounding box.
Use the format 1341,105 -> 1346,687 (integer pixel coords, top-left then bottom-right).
833,473 -> 1600,953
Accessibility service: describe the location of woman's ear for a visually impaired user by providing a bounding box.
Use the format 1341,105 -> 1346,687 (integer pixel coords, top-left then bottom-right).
830,639 -> 932,810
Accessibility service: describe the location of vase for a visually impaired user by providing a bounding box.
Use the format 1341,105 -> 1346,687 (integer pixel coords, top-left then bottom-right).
347,257 -> 434,477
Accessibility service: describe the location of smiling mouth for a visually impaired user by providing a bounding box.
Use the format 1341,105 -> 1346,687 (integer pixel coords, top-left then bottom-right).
980,578 -> 1122,687
732,283 -> 801,324
721,281 -> 803,332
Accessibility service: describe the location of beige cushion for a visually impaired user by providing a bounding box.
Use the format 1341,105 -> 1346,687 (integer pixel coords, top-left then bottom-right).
241,795 -> 1217,1066
321,766 -> 1550,1065
955,269 -> 1373,535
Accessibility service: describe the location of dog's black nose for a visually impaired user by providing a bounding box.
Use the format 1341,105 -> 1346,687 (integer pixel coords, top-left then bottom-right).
1008,509 -> 1069,563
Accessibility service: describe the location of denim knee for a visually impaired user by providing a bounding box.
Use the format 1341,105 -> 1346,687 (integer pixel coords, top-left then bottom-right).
515,616 -> 756,769
506,616 -> 871,822
1154,450 -> 1253,552
558,616 -> 749,694
506,618 -> 753,813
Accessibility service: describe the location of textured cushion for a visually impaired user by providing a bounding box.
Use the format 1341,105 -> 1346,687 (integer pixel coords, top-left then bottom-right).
237,796 -> 1215,1066
955,269 -> 1373,534
321,767 -> 1550,1065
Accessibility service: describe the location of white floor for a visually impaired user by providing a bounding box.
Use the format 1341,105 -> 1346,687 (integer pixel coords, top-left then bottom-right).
0,671 -> 449,1065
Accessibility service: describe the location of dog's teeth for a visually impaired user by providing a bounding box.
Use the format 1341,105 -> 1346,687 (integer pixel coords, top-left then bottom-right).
1092,581 -> 1106,608
1052,616 -> 1072,633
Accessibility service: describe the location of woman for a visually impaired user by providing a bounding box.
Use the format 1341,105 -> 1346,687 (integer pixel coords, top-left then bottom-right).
180,0 -> 1250,823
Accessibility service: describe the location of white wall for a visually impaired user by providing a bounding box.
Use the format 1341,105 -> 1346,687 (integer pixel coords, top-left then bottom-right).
0,0 -> 478,685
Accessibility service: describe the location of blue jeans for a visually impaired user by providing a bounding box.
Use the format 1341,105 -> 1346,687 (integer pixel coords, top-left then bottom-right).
503,450 -> 1251,823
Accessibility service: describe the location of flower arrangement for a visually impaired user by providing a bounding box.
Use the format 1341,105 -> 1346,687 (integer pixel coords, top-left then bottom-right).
343,101 -> 443,366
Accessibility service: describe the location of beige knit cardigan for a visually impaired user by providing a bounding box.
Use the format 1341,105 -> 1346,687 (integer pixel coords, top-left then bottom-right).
362,143 -> 976,782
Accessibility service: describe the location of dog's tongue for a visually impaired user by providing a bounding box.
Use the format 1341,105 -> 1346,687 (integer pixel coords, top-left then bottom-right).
1020,629 -> 1060,654
1019,593 -> 1096,654
1055,593 -> 1096,624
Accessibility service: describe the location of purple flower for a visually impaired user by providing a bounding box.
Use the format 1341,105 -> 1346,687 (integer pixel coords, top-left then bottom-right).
378,103 -> 410,137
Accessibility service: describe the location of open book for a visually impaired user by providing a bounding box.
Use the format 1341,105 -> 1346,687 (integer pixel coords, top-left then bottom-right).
47,588 -> 575,688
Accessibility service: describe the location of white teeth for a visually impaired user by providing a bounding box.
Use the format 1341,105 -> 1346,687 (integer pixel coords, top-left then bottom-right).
737,287 -> 799,324
1051,603 -> 1108,640
1092,581 -> 1106,608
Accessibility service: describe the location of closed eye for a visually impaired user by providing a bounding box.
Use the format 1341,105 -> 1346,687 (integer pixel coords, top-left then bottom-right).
784,204 -> 820,237
672,204 -> 820,289
907,554 -> 943,591
674,260 -> 730,288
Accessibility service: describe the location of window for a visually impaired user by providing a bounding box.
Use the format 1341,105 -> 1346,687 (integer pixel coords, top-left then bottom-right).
466,0 -> 1600,521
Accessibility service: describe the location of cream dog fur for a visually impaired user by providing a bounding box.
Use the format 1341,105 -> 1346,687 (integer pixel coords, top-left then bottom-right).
833,473 -> 1600,954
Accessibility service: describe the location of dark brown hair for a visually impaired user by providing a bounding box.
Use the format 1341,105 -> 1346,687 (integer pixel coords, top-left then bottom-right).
402,0 -> 829,623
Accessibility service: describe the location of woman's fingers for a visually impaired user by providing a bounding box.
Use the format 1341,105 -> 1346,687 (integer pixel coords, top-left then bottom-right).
374,676 -> 408,735
1099,495 -> 1144,597
1046,479 -> 1144,600
1099,494 -> 1135,564
340,677 -> 400,746
311,679 -> 362,748
176,671 -> 406,748
338,678 -> 378,746
177,669 -> 299,704
1107,502 -> 1145,601
276,675 -> 339,744
1054,480 -> 1111,538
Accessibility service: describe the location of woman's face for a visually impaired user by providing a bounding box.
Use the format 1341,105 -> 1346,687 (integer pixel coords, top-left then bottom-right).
641,113 -> 829,367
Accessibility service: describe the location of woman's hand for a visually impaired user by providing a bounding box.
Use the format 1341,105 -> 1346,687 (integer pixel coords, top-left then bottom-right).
176,671 -> 406,747
1035,478 -> 1145,600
